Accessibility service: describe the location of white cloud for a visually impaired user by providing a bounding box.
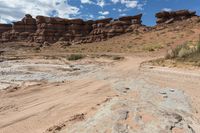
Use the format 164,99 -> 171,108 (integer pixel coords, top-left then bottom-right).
120,13 -> 127,16
111,0 -> 119,4
98,11 -> 110,15
98,16 -> 106,19
121,0 -> 138,8
88,14 -> 94,19
0,0 -> 80,23
118,9 -> 122,12
80,0 -> 93,4
137,4 -> 144,10
162,8 -> 172,12
97,0 -> 105,7
111,0 -> 141,9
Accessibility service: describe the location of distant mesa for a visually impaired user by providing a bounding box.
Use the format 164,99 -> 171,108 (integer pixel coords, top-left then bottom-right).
0,9 -> 199,44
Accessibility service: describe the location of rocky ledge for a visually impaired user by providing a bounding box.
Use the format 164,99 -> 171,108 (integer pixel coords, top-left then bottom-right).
156,9 -> 197,24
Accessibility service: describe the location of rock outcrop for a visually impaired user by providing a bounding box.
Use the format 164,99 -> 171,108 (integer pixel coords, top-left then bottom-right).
1,10 -> 199,44
0,24 -> 12,42
0,13 -> 144,44
156,10 -> 196,24
0,24 -> 12,34
1,14 -> 37,42
89,18 -> 112,42
34,16 -> 67,43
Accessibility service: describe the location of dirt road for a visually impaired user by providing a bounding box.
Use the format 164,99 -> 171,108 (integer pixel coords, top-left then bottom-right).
0,55 -> 200,133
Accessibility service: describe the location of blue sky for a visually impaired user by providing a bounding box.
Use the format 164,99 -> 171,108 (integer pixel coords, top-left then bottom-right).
0,0 -> 200,26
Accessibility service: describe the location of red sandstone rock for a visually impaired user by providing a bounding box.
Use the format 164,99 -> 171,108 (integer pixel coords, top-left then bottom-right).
156,10 -> 196,24
119,14 -> 142,24
0,24 -> 12,40
0,13 -> 144,43
95,18 -> 113,24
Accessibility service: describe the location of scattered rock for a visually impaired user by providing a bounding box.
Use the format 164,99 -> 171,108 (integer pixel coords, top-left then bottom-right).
163,95 -> 168,99
170,89 -> 175,92
125,87 -> 130,90
5,86 -> 20,93
69,113 -> 86,122
117,110 -> 129,120
45,123 -> 66,133
159,91 -> 167,95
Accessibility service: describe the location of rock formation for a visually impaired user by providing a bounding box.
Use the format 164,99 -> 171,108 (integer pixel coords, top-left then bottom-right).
156,10 -> 196,24
0,13 -> 144,44
34,16 -> 67,43
1,14 -> 37,42
1,10 -> 199,44
89,18 -> 112,42
0,24 -> 12,42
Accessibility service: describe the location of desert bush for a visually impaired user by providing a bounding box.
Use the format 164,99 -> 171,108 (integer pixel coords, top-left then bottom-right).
166,41 -> 200,59
174,43 -> 187,56
67,54 -> 85,61
197,41 -> 200,52
177,47 -> 192,58
142,44 -> 163,52
34,47 -> 40,51
165,49 -> 175,59
113,56 -> 124,60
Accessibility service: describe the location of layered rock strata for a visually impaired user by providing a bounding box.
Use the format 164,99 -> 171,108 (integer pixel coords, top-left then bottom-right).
1,10 -> 198,44
0,13 -> 143,44
156,10 -> 196,24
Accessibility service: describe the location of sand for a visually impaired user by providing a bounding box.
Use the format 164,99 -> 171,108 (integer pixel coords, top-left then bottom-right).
0,55 -> 200,133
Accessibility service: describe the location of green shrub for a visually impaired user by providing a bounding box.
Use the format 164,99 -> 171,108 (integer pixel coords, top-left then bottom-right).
67,54 -> 85,61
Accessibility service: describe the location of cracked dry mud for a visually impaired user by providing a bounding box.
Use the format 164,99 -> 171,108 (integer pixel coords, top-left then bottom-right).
0,56 -> 200,133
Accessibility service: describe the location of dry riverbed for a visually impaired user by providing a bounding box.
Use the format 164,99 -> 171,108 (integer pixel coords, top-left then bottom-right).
0,55 -> 200,133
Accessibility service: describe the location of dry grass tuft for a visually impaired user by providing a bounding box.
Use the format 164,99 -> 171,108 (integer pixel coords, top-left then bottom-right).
67,54 -> 85,61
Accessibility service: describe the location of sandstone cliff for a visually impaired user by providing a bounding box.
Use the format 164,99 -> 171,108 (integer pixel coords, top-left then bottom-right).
156,9 -> 196,24
0,10 -> 199,44
0,13 -> 144,44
